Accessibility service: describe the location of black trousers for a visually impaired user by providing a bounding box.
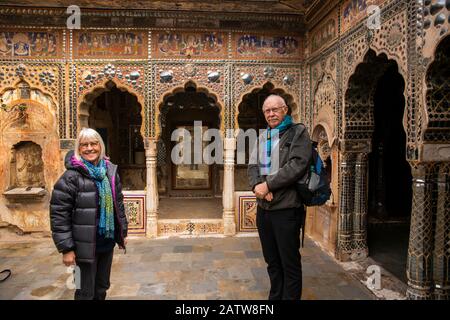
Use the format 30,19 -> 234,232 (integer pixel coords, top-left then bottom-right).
75,249 -> 114,300
256,206 -> 303,300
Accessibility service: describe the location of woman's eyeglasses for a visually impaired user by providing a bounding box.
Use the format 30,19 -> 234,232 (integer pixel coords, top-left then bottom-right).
79,141 -> 99,148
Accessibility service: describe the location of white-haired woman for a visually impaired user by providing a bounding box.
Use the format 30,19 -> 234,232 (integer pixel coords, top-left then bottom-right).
50,128 -> 128,300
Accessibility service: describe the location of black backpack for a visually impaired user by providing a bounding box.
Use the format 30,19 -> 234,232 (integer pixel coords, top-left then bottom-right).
286,124 -> 332,207
296,141 -> 332,207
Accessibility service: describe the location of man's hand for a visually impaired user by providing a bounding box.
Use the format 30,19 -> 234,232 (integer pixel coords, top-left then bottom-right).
254,182 -> 270,199
264,192 -> 273,202
62,251 -> 76,266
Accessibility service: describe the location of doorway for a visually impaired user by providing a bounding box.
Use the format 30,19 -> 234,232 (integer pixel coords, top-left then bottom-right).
367,62 -> 412,283
158,82 -> 222,219
88,82 -> 145,190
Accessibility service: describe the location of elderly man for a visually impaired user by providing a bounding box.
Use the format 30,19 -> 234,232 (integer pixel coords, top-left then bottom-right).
248,94 -> 312,300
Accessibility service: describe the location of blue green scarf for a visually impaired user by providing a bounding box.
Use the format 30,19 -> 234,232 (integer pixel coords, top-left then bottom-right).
82,158 -> 115,239
260,115 -> 293,175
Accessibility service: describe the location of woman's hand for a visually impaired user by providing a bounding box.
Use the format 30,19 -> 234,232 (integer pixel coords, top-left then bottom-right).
119,237 -> 127,250
62,251 -> 76,266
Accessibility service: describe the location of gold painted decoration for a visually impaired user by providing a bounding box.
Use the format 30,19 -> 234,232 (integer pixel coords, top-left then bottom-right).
341,0 -> 386,34
153,32 -> 227,59
233,34 -> 301,60
310,9 -> 338,54
74,31 -> 147,59
0,30 -> 61,59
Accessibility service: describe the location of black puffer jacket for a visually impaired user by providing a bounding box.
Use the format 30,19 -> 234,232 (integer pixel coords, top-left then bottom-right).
50,151 -> 128,263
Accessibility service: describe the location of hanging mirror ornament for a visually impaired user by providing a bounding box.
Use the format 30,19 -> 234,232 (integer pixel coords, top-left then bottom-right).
263,66 -> 275,78
160,70 -> 173,83
241,73 -> 253,85
283,74 -> 294,85
83,70 -> 95,85
207,71 -> 220,83
104,64 -> 116,78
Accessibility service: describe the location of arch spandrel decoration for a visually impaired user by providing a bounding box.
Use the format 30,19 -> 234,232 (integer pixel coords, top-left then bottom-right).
232,64 -> 301,128
77,78 -> 146,139
370,9 -> 408,77
420,0 -> 450,60
0,64 -> 60,105
310,51 -> 338,99
152,62 -> 227,137
313,73 -> 337,146
343,40 -> 407,98
341,2 -> 408,96
0,63 -> 63,136
154,80 -> 225,140
74,62 -> 146,138
343,50 -> 407,141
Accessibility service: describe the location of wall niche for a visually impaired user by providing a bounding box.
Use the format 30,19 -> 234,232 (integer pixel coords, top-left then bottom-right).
4,141 -> 46,200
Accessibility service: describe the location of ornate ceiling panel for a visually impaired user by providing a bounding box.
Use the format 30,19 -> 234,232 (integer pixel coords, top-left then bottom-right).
0,0 -> 315,14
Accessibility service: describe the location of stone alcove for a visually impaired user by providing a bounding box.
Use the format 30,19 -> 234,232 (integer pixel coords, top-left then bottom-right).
0,82 -> 61,231
4,141 -> 46,200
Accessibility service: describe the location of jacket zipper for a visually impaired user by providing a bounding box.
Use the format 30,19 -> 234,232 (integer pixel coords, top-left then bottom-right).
109,165 -> 126,252
93,181 -> 98,259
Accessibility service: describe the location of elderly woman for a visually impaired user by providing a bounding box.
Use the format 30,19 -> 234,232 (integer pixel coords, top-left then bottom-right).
50,128 -> 128,300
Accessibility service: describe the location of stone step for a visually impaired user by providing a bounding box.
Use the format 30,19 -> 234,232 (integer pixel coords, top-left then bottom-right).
157,219 -> 223,237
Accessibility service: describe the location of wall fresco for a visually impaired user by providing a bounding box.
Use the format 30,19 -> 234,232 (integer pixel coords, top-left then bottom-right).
233,34 -> 301,60
341,0 -> 386,34
153,31 -> 227,59
74,31 -> 147,59
310,9 -> 338,54
0,30 -> 61,59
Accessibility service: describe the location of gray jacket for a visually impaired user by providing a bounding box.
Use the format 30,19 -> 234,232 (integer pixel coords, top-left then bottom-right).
248,123 -> 312,211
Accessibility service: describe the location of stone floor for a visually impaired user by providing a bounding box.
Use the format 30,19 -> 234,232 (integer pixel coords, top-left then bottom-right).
0,234 -> 376,300
368,221 -> 410,284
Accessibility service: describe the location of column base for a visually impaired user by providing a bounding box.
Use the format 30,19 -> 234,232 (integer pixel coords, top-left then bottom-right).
146,215 -> 158,238
406,285 -> 433,300
350,248 -> 368,261
434,288 -> 450,300
223,212 -> 236,236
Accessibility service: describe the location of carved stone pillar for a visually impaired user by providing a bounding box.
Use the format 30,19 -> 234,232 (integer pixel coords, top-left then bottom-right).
352,152 -> 369,259
406,163 -> 434,299
433,163 -> 450,300
145,139 -> 159,238
223,137 -> 236,236
337,152 -> 356,261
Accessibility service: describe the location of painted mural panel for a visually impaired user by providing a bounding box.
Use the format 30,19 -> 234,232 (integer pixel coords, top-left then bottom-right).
233,34 -> 301,60
341,0 -> 386,34
73,31 -> 147,59
0,30 -> 61,59
310,8 -> 338,54
153,31 -> 227,59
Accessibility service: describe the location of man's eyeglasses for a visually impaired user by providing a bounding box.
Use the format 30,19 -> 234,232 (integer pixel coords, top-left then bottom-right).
79,141 -> 99,148
263,106 -> 287,115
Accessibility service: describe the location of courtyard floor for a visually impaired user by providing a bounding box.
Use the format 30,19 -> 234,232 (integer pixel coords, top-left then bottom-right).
0,233 -> 382,300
